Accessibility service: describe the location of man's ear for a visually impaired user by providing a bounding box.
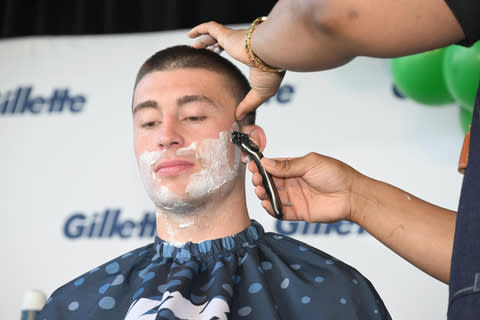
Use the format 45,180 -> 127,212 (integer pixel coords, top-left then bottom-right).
240,125 -> 267,163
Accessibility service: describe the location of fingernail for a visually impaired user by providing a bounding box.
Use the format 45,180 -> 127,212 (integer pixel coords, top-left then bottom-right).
237,113 -> 245,121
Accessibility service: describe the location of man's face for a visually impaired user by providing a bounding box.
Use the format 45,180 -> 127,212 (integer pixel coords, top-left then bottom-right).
132,68 -> 242,212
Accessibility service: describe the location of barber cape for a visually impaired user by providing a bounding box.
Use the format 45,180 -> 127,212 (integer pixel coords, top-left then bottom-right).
37,220 -> 391,319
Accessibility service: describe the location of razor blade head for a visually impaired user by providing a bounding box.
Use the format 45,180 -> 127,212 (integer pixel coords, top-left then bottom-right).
230,130 -> 260,152
230,130 -> 249,145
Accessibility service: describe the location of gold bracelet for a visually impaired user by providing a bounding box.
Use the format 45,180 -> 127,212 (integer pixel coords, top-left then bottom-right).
245,16 -> 285,73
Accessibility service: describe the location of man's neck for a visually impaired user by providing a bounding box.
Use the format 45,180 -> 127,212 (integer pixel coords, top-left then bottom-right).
155,182 -> 251,245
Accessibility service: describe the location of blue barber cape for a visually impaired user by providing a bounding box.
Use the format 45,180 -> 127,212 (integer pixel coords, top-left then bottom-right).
37,220 -> 390,319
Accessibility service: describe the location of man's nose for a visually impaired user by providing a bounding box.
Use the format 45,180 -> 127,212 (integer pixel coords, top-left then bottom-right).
157,117 -> 183,149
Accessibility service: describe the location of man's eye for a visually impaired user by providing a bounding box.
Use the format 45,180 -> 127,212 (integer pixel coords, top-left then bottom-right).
185,116 -> 207,122
141,121 -> 160,128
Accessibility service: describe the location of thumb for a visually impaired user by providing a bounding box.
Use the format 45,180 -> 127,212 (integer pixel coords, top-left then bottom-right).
236,89 -> 266,120
261,153 -> 321,177
260,157 -> 304,177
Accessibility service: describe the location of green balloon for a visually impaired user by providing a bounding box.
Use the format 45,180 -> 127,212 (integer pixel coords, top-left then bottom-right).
444,41 -> 480,112
459,105 -> 473,133
391,48 -> 455,105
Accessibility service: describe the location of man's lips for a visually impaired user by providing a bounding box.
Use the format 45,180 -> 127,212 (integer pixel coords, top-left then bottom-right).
152,159 -> 195,176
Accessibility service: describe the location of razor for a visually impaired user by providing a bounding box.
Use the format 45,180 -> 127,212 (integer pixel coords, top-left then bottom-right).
230,130 -> 283,219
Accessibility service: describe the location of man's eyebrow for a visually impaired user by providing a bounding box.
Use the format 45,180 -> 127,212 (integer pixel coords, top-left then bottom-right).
177,95 -> 218,109
132,100 -> 158,115
132,95 -> 218,115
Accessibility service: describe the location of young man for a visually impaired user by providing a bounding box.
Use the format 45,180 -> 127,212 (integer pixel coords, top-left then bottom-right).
37,45 -> 390,319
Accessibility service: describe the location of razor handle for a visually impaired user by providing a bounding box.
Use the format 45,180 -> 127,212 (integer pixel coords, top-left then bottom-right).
240,141 -> 284,219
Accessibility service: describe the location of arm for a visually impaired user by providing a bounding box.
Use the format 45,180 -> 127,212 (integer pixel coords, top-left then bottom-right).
249,153 -> 455,283
352,170 -> 455,284
251,0 -> 465,71
188,0 -> 465,118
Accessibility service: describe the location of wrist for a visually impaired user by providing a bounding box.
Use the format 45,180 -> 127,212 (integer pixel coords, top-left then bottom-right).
245,17 -> 285,73
348,171 -> 378,225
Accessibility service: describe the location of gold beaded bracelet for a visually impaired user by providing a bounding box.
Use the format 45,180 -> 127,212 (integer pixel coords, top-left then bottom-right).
245,16 -> 285,73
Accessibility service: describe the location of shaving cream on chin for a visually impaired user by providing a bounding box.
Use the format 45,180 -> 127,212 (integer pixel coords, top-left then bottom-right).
137,129 -> 241,213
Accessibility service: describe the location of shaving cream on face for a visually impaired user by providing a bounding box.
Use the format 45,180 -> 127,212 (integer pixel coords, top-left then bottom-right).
137,126 -> 241,214
186,130 -> 240,198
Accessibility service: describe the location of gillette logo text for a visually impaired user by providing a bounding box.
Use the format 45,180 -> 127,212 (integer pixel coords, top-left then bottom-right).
275,220 -> 368,236
64,209 -> 156,239
0,86 -> 86,115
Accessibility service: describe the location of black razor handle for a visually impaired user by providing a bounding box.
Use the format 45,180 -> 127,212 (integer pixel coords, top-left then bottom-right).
230,131 -> 283,219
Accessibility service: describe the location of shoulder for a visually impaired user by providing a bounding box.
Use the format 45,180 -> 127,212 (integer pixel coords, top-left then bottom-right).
37,242 -> 155,319
260,232 -> 391,318
263,231 -> 351,269
445,0 -> 480,45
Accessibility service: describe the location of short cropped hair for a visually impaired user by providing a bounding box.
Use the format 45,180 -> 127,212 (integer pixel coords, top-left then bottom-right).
134,45 -> 255,125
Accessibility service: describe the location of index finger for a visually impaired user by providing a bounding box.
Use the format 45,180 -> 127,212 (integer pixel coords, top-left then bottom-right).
188,21 -> 225,39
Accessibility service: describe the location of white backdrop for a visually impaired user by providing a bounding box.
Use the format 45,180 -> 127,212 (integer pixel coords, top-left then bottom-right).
1,28 -> 465,319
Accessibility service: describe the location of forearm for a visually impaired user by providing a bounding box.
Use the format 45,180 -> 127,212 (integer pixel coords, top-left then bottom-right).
251,0 -> 465,71
351,173 -> 456,283
251,0 -> 355,71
